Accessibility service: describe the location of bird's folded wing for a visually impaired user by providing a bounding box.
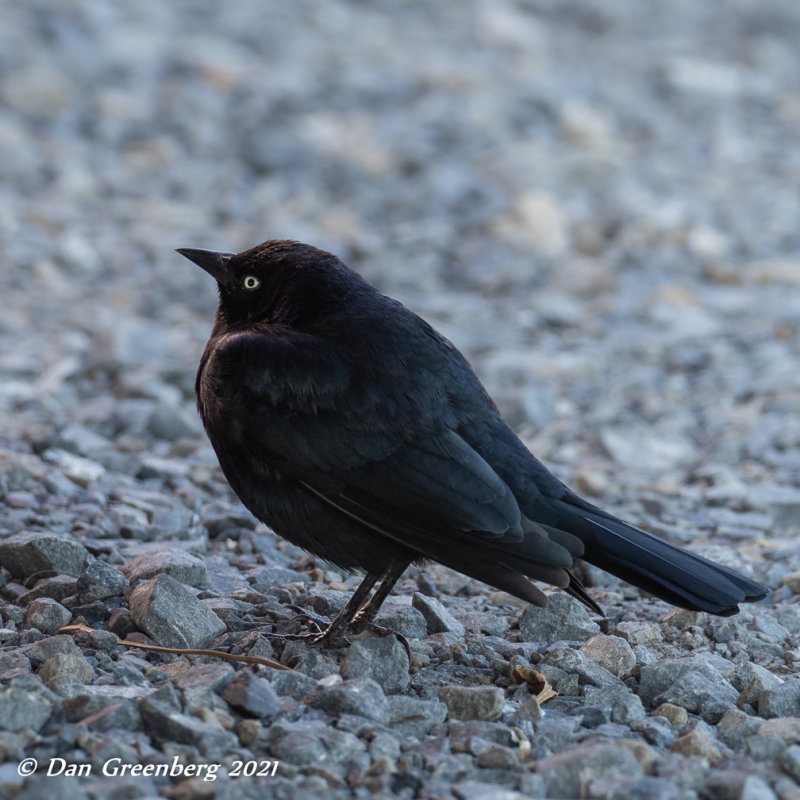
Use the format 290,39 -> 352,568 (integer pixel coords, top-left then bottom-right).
213,327 -> 527,542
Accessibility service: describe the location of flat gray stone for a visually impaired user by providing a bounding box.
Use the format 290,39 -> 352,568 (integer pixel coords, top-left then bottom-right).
0,531 -> 91,578
318,676 -> 389,723
0,675 -> 59,733
221,670 -> 281,718
122,548 -> 207,588
438,686 -> 505,721
23,597 -> 72,634
536,742 -> 643,798
340,633 -> 410,693
412,593 -> 466,636
128,573 -> 226,648
76,560 -> 130,600
519,593 -> 600,643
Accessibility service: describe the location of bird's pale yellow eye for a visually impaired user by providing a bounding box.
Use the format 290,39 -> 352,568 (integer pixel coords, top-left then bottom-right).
242,275 -> 260,290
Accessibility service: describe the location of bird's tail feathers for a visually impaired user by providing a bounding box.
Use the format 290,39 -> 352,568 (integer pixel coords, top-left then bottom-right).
557,503 -> 767,616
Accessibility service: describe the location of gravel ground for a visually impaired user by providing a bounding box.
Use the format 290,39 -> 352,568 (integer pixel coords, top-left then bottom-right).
2,1 -> 800,798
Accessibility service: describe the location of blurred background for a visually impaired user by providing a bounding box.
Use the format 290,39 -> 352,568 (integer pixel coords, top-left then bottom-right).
1,0 -> 799,533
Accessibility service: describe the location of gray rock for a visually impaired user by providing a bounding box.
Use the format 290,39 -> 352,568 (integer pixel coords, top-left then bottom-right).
250,566 -> 310,591
19,574 -> 78,605
19,634 -> 83,667
221,670 -> 281,718
139,686 -> 237,758
781,744 -> 800,782
412,592 -> 466,636
23,598 -> 71,634
582,684 -> 646,725
39,652 -> 94,685
519,593 -> 600,642
638,656 -> 732,706
757,678 -> 800,719
267,719 -> 367,768
13,775 -> 88,800
128,573 -> 226,648
0,531 -> 91,577
580,634 -> 636,677
589,776 -> 684,800
76,699 -> 142,732
386,695 -> 448,738
318,676 -> 389,723
340,633 -> 410,693
0,651 -> 31,681
438,686 -> 505,721
731,661 -> 783,693
173,662 -> 236,692
76,560 -> 130,600
0,675 -> 59,732
536,742 -> 643,798
122,548 -> 207,588
375,601 -> 428,639
655,669 -> 739,723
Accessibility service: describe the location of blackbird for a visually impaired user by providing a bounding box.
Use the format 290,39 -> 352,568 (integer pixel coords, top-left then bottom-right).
178,240 -> 766,644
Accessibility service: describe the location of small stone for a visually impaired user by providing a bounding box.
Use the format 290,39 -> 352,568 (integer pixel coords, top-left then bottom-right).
386,695 -> 448,738
76,560 -> 130,600
374,601 -> 428,639
638,656 -> 731,706
24,598 -> 71,634
781,571 -> 800,594
781,745 -> 800,783
519,593 -> 600,642
236,719 -> 261,748
580,634 -> 636,677
0,675 -> 59,732
412,593 -> 466,636
536,742 -> 643,798
221,670 -> 281,718
340,633 -> 410,693
511,695 -> 543,722
0,531 -> 91,578
128,573 -> 226,649
613,621 -> 662,648
173,662 -> 235,692
652,703 -> 688,726
122,549 -> 207,588
655,669 -> 739,723
139,686 -> 237,758
39,653 -> 94,685
757,678 -> 800,719
438,686 -> 505,721
318,676 -> 389,723
757,717 -> 800,744
670,724 -> 723,763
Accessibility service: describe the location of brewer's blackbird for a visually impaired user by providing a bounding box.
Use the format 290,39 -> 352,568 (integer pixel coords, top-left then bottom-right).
178,240 -> 766,643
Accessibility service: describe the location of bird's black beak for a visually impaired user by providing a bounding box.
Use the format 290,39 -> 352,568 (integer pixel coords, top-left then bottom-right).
176,248 -> 236,286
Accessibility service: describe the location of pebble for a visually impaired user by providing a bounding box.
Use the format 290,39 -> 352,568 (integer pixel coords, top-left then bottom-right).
438,686 -> 505,722
0,531 -> 91,578
340,633 -> 410,693
412,592 -> 467,636
23,598 -> 71,635
128,574 -> 226,648
518,593 -> 600,643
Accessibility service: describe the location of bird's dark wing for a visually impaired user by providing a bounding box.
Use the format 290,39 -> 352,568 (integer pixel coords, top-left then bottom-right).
204,327 -> 579,577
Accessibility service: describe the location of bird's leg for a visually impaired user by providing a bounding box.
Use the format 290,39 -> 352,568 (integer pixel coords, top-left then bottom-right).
348,561 -> 406,634
308,571 -> 379,646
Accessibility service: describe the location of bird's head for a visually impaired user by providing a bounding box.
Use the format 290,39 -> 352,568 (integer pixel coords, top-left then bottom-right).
178,239 -> 356,329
